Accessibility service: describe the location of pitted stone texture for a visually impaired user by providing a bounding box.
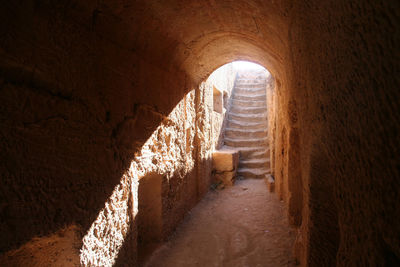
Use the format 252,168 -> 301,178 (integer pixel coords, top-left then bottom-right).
208,63 -> 237,150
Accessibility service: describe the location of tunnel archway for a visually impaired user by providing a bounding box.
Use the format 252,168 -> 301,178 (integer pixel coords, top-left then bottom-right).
206,59 -> 302,225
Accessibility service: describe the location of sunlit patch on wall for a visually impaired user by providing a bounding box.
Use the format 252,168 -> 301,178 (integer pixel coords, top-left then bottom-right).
80,90 -> 198,266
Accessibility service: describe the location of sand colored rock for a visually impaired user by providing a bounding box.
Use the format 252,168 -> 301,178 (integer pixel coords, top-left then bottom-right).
0,225 -> 81,267
212,149 -> 239,186
214,171 -> 236,187
212,86 -> 223,114
212,149 -> 239,172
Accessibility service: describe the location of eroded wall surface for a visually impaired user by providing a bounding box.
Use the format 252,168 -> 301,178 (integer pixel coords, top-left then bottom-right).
207,63 -> 237,150
265,1 -> 399,266
0,1 -> 223,265
286,1 -> 400,266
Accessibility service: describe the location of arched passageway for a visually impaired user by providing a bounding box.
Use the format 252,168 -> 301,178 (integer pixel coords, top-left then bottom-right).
0,1 -> 398,267
141,61 -> 296,266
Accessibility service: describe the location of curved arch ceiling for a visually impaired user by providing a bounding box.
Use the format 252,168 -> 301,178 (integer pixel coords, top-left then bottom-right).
178,32 -> 285,83
111,0 -> 291,85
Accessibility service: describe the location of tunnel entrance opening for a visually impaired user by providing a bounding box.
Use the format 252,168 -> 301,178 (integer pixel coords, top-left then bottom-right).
137,173 -> 163,265
208,61 -> 274,187
232,60 -> 268,71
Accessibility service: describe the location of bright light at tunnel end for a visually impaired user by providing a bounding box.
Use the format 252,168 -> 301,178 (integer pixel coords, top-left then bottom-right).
232,60 -> 267,72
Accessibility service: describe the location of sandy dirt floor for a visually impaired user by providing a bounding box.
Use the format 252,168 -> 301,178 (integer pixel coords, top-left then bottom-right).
144,179 -> 296,267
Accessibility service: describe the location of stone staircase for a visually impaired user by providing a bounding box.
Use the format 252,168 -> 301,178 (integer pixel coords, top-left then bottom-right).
223,71 -> 270,179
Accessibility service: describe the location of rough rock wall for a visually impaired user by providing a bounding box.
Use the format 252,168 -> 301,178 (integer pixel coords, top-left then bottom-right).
284,1 -> 400,266
79,89 -> 206,266
267,72 -> 294,215
207,63 -> 237,150
269,72 -> 304,228
265,1 -> 399,265
0,1 -> 222,266
0,225 -> 81,266
266,76 -> 276,174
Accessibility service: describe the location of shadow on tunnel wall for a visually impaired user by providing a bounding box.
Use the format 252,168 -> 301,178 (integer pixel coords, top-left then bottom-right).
0,72 -> 212,266
0,66 -> 169,251
0,1 -> 200,264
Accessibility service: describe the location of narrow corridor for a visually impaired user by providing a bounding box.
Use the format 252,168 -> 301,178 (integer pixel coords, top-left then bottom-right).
1,1 -> 398,266
144,179 -> 296,267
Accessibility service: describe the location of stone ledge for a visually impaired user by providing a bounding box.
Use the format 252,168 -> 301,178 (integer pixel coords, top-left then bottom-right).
212,149 -> 239,186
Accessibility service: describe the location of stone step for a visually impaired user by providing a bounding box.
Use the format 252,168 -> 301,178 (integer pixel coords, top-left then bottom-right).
239,158 -> 270,169
234,87 -> 266,95
224,137 -> 268,147
225,128 -> 267,139
236,78 -> 266,82
235,84 -> 266,89
237,167 -> 270,179
225,74 -> 271,180
226,119 -> 268,130
231,99 -> 266,107
230,106 -> 266,114
241,149 -> 269,160
224,146 -> 269,160
233,93 -> 266,101
245,149 -> 270,160
234,90 -> 266,96
228,113 -> 267,122
236,82 -> 265,85
235,79 -> 265,83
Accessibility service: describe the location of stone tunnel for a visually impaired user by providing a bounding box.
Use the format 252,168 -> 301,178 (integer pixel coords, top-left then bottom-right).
0,1 -> 399,266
